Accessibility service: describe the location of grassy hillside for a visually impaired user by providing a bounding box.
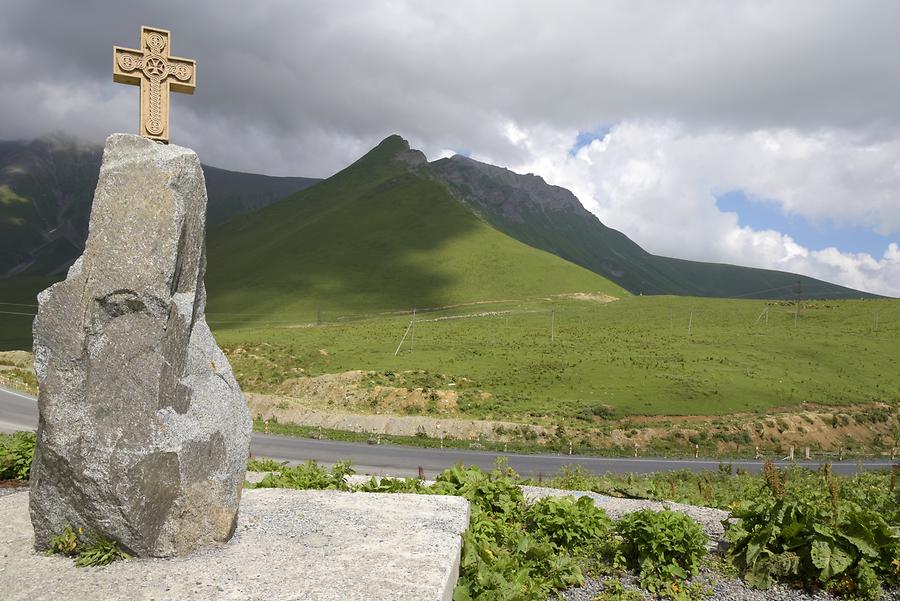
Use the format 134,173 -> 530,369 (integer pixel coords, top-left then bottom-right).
431,155 -> 877,300
204,135 -> 626,325
216,294 -> 900,418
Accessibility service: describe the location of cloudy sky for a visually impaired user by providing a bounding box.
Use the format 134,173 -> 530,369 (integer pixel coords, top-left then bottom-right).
3,1 -> 899,296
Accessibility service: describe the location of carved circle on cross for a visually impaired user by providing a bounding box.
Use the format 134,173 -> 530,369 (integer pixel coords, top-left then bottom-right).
143,56 -> 168,79
146,32 -> 167,54
171,63 -> 192,81
118,54 -> 139,72
147,118 -> 164,136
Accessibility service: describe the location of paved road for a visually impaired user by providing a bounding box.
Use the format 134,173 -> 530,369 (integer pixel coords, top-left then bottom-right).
2,385 -> 894,478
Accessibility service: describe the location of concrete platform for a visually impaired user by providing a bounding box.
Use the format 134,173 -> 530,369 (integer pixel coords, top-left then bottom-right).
0,488 -> 469,601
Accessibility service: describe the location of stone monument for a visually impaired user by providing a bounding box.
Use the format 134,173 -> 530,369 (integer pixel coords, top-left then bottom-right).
28,27 -> 251,557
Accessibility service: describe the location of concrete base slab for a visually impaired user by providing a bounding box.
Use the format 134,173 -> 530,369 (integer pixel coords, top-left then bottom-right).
0,488 -> 469,601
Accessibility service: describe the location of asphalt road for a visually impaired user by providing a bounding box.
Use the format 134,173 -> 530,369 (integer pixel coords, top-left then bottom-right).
2,385 -> 894,478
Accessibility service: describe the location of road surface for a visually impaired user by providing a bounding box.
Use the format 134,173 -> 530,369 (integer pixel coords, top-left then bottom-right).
2,385 -> 893,478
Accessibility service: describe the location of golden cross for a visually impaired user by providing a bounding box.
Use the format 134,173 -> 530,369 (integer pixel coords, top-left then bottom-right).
113,26 -> 196,143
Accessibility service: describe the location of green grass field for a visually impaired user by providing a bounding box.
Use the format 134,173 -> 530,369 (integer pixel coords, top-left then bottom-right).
214,294 -> 900,419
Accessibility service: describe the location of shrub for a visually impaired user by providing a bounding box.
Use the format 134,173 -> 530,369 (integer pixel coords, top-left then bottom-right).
616,509 -> 707,592
0,431 -> 36,480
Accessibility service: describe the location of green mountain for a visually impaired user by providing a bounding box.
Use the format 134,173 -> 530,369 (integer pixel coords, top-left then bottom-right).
429,154 -> 875,300
0,133 -> 882,350
0,133 -> 320,277
204,136 -> 625,324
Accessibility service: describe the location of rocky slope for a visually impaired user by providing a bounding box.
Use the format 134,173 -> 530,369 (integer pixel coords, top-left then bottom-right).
429,154 -> 875,300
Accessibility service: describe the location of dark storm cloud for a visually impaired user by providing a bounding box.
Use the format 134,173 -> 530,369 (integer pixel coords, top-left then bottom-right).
3,0 -> 899,293
2,0 -> 899,176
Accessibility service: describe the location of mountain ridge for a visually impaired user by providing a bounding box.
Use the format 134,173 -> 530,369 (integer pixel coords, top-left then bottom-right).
428,152 -> 877,300
0,134 -> 321,277
0,132 -> 882,300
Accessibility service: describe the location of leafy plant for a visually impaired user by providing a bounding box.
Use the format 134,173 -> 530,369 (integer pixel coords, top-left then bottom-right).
592,578 -> 643,601
0,431 -> 36,480
74,539 -> 132,567
46,526 -> 131,567
355,476 -> 426,493
526,495 -> 614,551
246,457 -> 287,472
47,526 -> 80,556
255,460 -> 354,490
724,462 -> 900,597
616,509 -> 707,592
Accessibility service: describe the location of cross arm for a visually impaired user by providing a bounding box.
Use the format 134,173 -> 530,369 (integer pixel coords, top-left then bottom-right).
167,55 -> 196,94
113,46 -> 143,86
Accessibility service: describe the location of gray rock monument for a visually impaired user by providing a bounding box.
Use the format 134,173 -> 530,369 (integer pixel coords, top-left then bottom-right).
29,133 -> 251,557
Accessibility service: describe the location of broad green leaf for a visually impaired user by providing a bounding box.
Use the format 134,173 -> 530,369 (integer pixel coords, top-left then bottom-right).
810,540 -> 854,579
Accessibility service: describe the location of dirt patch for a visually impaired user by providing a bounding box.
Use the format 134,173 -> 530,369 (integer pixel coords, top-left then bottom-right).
552,292 -> 619,303
274,371 -> 466,415
0,351 -> 32,370
247,392 -> 549,442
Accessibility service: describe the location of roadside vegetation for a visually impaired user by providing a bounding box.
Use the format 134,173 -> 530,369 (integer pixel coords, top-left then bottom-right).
250,459 -> 900,600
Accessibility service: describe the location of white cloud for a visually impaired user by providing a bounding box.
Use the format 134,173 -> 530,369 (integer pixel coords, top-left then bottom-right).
485,121 -> 900,296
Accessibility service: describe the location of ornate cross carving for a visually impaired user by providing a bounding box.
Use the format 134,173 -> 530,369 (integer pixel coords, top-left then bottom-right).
113,26 -> 196,143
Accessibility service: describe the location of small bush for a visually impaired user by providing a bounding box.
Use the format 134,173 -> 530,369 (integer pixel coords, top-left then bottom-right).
616,509 -> 708,591
0,431 -> 36,480
526,495 -> 614,551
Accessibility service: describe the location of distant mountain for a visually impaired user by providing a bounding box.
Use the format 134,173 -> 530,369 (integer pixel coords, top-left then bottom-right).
203,135 -> 624,324
0,134 -> 320,277
429,154 -> 875,300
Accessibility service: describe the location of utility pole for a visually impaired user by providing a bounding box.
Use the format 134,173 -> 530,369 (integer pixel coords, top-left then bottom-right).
874,310 -> 880,332
794,276 -> 801,328
688,309 -> 693,337
317,305 -> 322,325
410,308 -> 416,352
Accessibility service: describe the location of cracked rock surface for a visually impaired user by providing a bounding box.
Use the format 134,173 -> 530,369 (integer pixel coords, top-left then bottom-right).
29,133 -> 251,557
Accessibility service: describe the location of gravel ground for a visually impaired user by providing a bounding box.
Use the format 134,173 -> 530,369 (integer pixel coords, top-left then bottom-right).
558,567 -> 900,601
